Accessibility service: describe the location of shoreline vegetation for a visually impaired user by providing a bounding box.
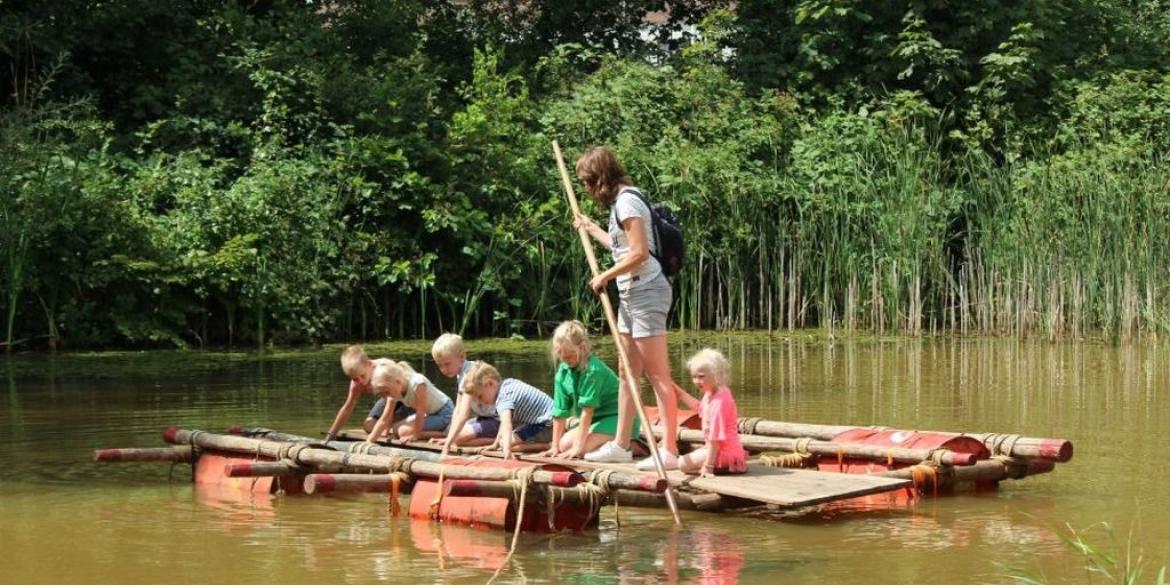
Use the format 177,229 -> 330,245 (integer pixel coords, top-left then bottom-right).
3,3 -> 1168,352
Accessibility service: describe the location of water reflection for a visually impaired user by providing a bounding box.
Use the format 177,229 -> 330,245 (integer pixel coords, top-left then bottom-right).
2,337 -> 1169,584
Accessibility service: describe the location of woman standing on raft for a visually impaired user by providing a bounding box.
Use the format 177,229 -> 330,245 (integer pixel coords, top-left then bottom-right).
571,145 -> 681,469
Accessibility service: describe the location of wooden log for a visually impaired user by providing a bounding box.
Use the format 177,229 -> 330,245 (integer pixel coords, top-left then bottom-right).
224,461 -> 303,478
235,430 -> 665,493
875,457 -> 1056,488
612,489 -> 727,512
736,418 -> 1073,462
653,428 -> 980,466
303,473 -> 413,495
163,428 -> 675,493
93,446 -> 193,463
442,479 -> 605,508
226,427 -> 443,462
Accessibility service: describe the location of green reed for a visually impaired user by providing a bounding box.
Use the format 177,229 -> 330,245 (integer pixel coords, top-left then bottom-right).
1006,522 -> 1167,585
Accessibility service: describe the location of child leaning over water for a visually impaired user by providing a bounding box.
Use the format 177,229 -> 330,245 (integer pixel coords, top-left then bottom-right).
542,320 -> 640,459
674,348 -> 748,477
444,362 -> 553,459
367,361 -> 455,442
324,345 -> 403,442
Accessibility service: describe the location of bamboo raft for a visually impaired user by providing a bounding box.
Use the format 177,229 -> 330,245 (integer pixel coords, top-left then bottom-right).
94,415 -> 1072,531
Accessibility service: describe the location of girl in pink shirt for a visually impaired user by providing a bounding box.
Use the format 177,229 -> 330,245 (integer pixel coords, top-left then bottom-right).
676,348 -> 748,476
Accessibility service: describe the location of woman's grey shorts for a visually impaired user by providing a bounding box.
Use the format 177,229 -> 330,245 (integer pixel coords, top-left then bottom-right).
617,275 -> 671,338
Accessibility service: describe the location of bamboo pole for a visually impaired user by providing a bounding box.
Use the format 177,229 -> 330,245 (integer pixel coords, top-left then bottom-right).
167,428 -> 667,494
653,427 -> 980,466
736,418 -> 1073,462
552,140 -> 681,525
303,473 -> 413,495
93,446 -> 193,463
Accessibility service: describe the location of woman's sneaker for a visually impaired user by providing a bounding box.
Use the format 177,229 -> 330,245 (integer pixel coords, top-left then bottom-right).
636,449 -> 679,471
583,440 -> 633,463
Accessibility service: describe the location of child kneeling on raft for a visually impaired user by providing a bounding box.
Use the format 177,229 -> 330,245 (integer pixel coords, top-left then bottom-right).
367,361 -> 455,442
442,362 -> 553,460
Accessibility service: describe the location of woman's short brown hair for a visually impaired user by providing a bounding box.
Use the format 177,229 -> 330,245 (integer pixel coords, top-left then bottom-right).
576,146 -> 632,206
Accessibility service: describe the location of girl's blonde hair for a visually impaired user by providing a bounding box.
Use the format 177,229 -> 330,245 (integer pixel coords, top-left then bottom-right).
550,320 -> 591,367
431,333 -> 465,360
686,348 -> 731,387
371,362 -> 409,398
396,360 -> 417,376
460,361 -> 501,394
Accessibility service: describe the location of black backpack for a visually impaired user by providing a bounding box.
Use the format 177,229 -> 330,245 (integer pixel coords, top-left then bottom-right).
619,187 -> 686,278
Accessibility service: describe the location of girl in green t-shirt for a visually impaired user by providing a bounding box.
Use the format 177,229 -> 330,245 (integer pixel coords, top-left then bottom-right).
541,320 -> 640,459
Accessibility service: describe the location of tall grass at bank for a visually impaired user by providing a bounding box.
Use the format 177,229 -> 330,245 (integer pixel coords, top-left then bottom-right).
1006,522 -> 1167,584
959,146 -> 1169,342
658,122 -> 1168,342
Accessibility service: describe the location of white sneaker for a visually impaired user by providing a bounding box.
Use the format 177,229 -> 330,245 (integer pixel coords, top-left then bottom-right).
583,440 -> 633,463
636,449 -> 679,471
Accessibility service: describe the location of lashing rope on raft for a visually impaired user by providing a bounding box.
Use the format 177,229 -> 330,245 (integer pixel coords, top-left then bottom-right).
986,433 -> 1022,457
387,471 -> 402,516
738,417 -> 764,435
587,469 -> 620,528
759,436 -> 817,467
485,467 -> 537,585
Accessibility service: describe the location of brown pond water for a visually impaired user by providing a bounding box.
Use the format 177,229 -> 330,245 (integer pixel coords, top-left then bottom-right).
2,335 -> 1167,584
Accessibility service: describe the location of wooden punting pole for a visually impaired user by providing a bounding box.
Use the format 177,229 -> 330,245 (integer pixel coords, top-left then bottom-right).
93,446 -> 193,463
303,473 -> 413,495
653,428 -> 980,466
165,428 -> 665,494
737,419 -> 1073,462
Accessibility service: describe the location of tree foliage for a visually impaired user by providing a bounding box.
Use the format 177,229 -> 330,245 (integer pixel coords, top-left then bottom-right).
1,0 -> 1167,349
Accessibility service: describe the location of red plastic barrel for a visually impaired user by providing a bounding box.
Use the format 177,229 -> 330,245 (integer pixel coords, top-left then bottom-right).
408,458 -> 596,532
193,451 -> 305,495
819,429 -> 990,476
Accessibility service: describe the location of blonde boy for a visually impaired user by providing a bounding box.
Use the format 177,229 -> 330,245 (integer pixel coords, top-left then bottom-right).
324,345 -> 399,441
431,333 -> 475,386
441,362 -> 553,460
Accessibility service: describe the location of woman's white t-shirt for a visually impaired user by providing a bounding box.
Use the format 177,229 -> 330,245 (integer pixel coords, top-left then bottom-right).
608,187 -> 662,291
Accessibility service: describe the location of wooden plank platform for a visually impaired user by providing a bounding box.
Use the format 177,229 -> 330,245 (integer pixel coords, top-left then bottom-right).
515,455 -> 911,508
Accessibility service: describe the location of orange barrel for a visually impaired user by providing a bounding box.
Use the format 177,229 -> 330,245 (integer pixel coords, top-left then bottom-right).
408,458 -> 596,532
194,451 -> 305,495
819,428 -> 991,483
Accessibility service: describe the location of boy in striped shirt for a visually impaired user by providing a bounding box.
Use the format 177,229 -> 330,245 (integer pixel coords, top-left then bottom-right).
452,361 -> 553,459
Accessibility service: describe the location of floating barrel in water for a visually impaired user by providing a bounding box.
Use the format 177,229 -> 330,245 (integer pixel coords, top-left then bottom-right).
820,429 -> 993,488
194,452 -> 306,495
409,458 -> 598,532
